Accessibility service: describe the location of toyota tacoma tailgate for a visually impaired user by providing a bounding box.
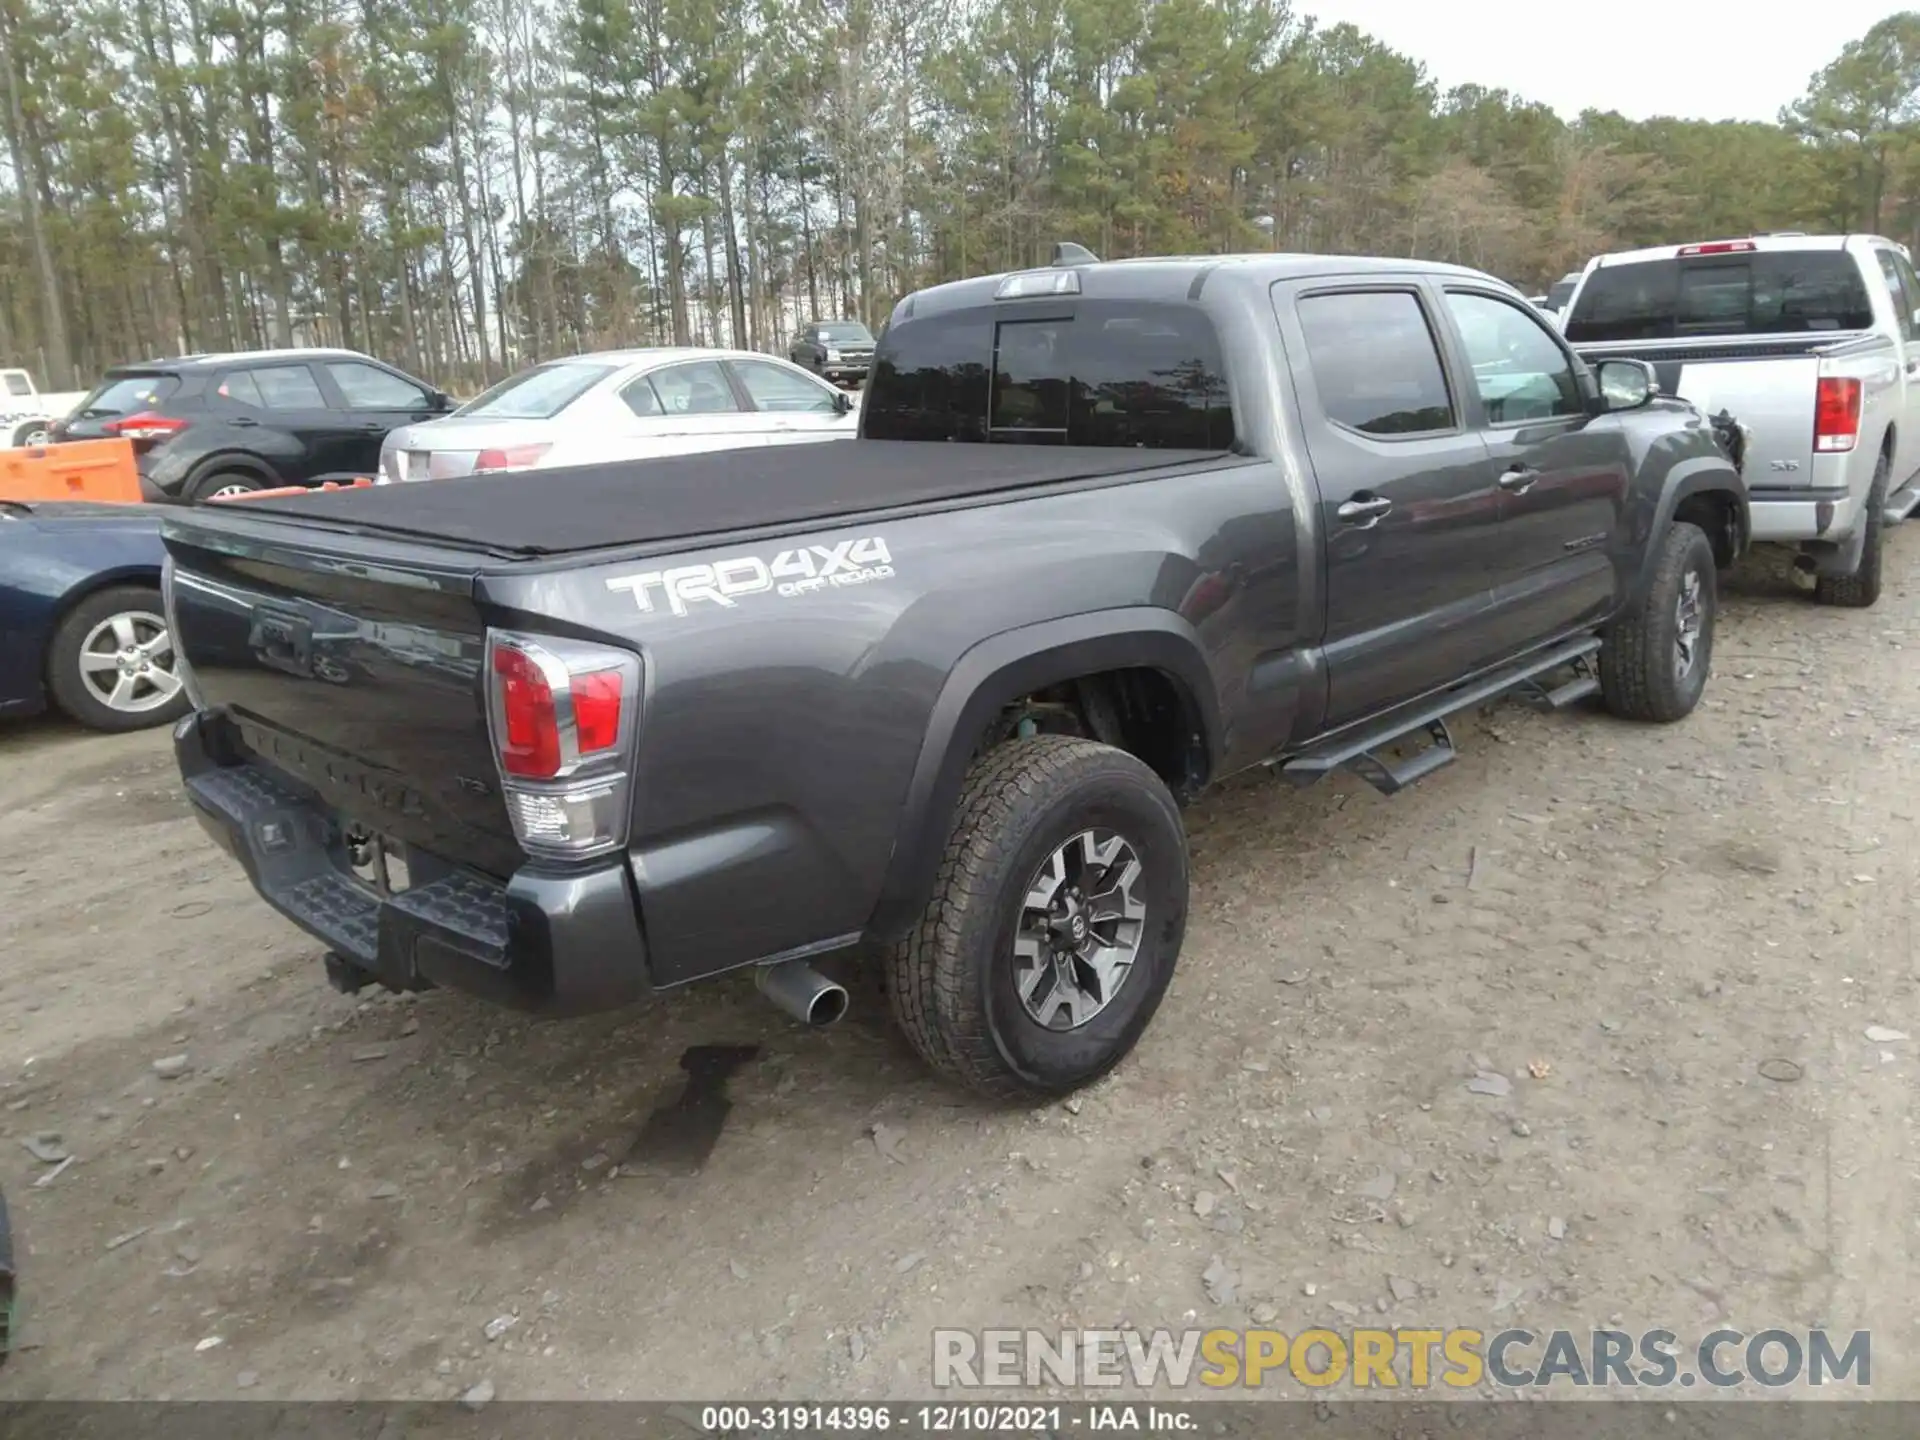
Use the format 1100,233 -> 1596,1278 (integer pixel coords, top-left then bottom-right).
163,510 -> 650,1014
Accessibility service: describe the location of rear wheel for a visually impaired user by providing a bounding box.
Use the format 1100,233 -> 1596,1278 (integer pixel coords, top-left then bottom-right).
1598,521 -> 1716,723
11,420 -> 48,447
186,470 -> 262,502
885,734 -> 1189,1100
1813,451 -> 1888,609
45,585 -> 191,732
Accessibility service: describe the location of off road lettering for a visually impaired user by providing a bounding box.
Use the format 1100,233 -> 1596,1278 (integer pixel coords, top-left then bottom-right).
607,537 -> 894,615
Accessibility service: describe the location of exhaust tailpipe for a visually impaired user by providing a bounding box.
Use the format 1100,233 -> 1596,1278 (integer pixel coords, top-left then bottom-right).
756,960 -> 849,1028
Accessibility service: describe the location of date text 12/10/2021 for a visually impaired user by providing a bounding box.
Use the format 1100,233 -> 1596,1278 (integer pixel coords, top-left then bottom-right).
698,1404 -> 1195,1432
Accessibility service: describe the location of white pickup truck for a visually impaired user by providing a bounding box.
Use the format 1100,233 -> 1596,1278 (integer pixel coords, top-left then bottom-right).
1562,234 -> 1920,607
0,368 -> 87,448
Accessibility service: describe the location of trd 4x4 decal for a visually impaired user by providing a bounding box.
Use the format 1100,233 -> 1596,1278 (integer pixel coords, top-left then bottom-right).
605,536 -> 895,617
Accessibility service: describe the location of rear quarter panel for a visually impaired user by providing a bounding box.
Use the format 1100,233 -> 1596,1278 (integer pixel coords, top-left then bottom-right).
145,426 -> 298,494
480,460 -> 1309,985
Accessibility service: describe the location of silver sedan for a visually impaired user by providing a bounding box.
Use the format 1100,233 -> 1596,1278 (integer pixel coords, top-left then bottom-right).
378,347 -> 859,482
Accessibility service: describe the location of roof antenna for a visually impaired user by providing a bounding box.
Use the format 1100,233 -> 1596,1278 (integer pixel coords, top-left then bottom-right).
1051,242 -> 1099,267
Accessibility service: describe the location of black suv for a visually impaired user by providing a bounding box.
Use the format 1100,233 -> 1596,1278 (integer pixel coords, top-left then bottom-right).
787,321 -> 877,387
54,349 -> 455,502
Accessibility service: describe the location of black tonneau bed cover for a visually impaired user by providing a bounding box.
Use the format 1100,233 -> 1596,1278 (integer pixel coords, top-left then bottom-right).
220,441 -> 1232,557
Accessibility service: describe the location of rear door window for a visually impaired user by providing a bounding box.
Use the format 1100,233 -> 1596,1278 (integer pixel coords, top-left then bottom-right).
643,361 -> 741,416
618,376 -> 664,418
220,365 -> 326,410
864,299 -> 1234,449
1565,251 -> 1875,342
1295,290 -> 1456,436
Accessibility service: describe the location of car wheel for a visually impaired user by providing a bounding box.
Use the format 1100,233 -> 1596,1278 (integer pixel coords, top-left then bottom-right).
186,471 -> 262,502
1814,451 -> 1888,609
45,585 -> 192,733
11,420 -> 48,447
1598,521 -> 1716,723
886,734 -> 1189,1100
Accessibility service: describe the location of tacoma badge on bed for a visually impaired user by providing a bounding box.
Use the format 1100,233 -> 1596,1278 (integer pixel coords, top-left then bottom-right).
160,245 -> 1748,1100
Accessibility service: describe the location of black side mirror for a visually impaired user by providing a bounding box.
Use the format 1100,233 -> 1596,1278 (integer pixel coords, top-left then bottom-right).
833,389 -> 855,414
433,389 -> 457,413
1594,358 -> 1656,413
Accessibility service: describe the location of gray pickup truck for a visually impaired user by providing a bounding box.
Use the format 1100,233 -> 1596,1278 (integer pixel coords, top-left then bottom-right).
159,251 -> 1749,1099
1563,234 -> 1920,606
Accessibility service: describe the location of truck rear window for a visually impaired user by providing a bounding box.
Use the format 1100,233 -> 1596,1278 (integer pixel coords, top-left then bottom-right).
1564,251 -> 1873,342
863,300 -> 1235,449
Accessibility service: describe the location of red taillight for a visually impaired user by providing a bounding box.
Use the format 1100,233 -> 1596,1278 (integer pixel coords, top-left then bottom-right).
1677,241 -> 1756,257
571,669 -> 623,755
474,442 -> 553,473
486,632 -> 641,859
1815,376 -> 1862,453
493,643 -> 562,778
103,411 -> 189,442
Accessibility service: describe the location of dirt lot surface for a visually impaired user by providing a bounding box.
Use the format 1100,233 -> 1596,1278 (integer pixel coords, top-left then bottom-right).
0,540 -> 1917,1405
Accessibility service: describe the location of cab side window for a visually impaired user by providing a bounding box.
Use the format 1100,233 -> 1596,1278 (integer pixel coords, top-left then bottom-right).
1444,291 -> 1583,423
1876,250 -> 1920,343
1296,290 -> 1456,436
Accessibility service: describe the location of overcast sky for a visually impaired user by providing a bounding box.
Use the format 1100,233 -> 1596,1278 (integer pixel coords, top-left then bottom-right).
1304,2 -> 1899,123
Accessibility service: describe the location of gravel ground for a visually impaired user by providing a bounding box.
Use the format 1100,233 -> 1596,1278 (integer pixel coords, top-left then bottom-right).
0,538 -> 1915,1404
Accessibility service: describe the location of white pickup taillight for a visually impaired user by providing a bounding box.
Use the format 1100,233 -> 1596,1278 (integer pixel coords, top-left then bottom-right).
484,630 -> 642,862
1815,376 -> 1862,453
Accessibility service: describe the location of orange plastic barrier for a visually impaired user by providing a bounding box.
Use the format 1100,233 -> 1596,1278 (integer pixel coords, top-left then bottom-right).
0,438 -> 142,505
215,477 -> 376,503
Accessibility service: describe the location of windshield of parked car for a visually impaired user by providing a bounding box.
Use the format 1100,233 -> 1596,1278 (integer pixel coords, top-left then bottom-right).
1564,251 -> 1873,342
862,300 -> 1235,449
816,323 -> 874,344
73,373 -> 180,418
454,361 -> 615,420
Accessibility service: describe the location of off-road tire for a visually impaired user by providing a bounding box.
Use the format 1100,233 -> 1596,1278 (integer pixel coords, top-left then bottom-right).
1598,521 -> 1716,723
45,584 -> 192,733
885,734 -> 1189,1100
185,470 -> 262,503
1813,450 -> 1889,609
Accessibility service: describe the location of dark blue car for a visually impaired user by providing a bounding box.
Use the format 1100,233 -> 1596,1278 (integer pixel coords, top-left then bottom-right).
0,500 -> 190,731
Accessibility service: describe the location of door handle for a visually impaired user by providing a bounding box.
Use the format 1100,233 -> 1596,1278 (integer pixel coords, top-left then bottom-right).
1336,495 -> 1393,525
1498,465 -> 1538,492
